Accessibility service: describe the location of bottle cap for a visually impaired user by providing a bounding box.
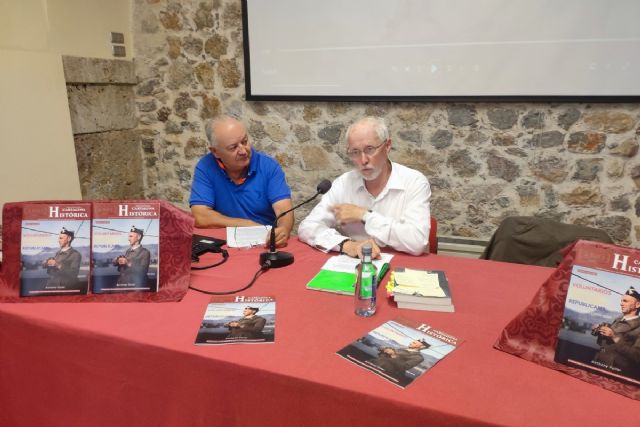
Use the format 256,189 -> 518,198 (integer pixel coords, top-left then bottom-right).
362,243 -> 372,256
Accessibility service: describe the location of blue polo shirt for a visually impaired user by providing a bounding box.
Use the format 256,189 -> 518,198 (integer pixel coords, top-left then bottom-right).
189,149 -> 292,225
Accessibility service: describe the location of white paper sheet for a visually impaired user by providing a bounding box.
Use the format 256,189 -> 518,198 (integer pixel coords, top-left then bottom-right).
226,226 -> 271,248
319,253 -> 394,273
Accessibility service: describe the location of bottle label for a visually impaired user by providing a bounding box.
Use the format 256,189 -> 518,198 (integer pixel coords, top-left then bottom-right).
360,272 -> 374,298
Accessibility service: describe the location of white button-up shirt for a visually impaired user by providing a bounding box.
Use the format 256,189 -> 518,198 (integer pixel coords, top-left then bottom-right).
298,162 -> 431,255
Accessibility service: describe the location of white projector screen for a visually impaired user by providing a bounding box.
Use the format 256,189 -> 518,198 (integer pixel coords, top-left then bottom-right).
242,0 -> 640,101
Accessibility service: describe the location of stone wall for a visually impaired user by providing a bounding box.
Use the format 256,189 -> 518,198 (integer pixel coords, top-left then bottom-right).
132,0 -> 640,246
64,55 -> 145,199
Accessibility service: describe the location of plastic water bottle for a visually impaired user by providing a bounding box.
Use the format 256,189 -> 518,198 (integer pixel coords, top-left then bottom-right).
354,244 -> 377,317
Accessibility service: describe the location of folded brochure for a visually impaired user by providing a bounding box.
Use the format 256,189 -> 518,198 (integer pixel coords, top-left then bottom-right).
306,253 -> 393,295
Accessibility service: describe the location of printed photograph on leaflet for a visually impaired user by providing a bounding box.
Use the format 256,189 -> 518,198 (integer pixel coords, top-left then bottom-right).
91,202 -> 160,293
337,317 -> 462,388
20,203 -> 91,296
555,249 -> 640,386
195,296 -> 276,345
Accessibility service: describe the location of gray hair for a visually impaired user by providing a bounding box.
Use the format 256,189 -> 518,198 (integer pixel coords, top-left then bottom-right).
204,119 -> 216,147
204,115 -> 242,147
345,116 -> 389,145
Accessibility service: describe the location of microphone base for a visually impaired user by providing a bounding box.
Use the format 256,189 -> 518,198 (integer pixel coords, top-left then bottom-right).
259,251 -> 294,269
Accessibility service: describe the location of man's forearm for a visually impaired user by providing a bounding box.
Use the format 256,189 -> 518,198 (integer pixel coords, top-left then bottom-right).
192,205 -> 259,228
276,211 -> 294,234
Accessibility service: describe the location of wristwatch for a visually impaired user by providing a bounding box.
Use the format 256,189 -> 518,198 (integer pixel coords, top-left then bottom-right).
338,238 -> 352,254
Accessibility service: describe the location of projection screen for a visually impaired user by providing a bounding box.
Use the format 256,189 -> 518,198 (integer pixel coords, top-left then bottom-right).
242,0 -> 640,101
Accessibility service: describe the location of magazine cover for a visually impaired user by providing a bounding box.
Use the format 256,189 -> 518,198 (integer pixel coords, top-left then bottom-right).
91,202 -> 160,293
337,317 -> 462,388
195,296 -> 276,345
20,203 -> 91,296
555,246 -> 640,386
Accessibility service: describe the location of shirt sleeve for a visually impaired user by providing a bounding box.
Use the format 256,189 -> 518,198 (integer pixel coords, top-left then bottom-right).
266,159 -> 292,204
364,174 -> 431,255
297,176 -> 349,252
189,158 -> 215,207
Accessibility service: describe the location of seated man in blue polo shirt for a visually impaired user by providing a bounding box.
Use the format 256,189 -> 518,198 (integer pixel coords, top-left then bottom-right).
189,116 -> 294,247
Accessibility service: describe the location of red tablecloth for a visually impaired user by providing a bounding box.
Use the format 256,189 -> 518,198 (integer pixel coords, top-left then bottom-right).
0,234 -> 636,426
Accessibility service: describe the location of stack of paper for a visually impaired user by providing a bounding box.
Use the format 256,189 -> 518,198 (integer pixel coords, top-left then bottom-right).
389,268 -> 454,312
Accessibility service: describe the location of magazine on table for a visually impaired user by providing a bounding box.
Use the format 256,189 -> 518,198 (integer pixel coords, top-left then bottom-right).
91,202 -> 160,293
195,296 -> 276,345
554,244 -> 640,386
337,317 -> 462,388
20,203 -> 91,296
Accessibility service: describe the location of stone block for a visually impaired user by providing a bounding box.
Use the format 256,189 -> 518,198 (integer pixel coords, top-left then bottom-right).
557,108 -> 581,130
528,131 -> 565,148
447,149 -> 480,177
609,138 -> 639,157
487,153 -> 519,182
529,156 -> 568,183
487,108 -> 517,130
567,132 -> 606,154
559,186 -> 603,206
74,129 -> 144,199
595,215 -> 631,244
447,104 -> 477,127
63,56 -> 136,84
584,111 -> 636,133
572,158 -> 603,182
68,85 -> 137,134
521,111 -> 545,129
430,129 -> 453,148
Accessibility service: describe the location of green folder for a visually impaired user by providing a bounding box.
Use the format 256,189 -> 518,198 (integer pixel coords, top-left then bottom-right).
306,258 -> 391,295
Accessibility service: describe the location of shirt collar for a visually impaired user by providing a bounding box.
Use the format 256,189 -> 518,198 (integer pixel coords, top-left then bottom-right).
385,162 -> 403,190
355,161 -> 401,195
213,148 -> 257,185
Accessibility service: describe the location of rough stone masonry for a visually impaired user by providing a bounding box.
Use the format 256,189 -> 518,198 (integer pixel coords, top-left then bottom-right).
125,0 -> 640,246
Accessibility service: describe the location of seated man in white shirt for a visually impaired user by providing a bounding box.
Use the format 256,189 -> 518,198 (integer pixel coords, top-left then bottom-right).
298,117 -> 431,258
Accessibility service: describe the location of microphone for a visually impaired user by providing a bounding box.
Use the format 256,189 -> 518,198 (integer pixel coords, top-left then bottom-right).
260,179 -> 332,268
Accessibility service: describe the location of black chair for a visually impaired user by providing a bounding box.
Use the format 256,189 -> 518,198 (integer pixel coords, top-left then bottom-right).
480,216 -> 613,267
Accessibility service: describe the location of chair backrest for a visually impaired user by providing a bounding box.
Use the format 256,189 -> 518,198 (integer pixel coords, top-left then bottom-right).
429,216 -> 438,254
480,216 -> 613,267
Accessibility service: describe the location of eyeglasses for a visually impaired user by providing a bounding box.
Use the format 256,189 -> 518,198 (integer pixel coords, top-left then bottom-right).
346,140 -> 387,159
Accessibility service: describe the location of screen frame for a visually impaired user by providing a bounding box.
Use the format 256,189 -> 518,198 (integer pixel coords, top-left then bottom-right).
241,0 -> 640,103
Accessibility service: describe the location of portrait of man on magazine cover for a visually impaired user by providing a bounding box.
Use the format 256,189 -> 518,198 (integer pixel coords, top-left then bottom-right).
43,227 -> 82,289
367,339 -> 430,382
224,306 -> 266,340
115,226 -> 151,287
590,287 -> 640,379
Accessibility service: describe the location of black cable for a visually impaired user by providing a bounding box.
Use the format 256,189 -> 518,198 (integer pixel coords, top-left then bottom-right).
188,261 -> 271,295
191,249 -> 229,270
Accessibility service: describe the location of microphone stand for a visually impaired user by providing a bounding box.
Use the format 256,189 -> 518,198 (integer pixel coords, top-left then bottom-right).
259,191 -> 325,269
